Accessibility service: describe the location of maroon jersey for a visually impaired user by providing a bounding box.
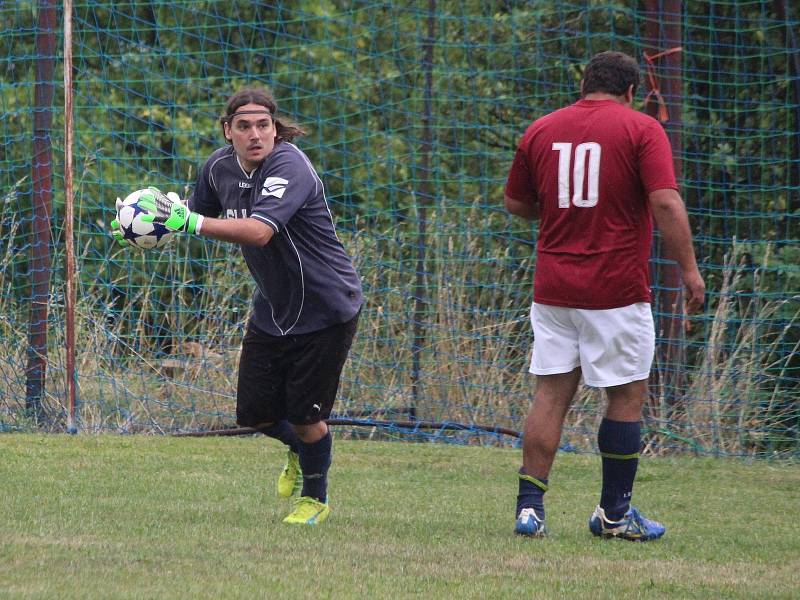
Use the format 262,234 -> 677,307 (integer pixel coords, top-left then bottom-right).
505,99 -> 677,309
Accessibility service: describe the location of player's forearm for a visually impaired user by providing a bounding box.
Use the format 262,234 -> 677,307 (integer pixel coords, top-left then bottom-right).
505,194 -> 539,221
199,217 -> 275,247
649,189 -> 700,275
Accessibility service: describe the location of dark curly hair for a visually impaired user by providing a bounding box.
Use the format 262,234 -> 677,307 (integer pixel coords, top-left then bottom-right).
582,51 -> 640,97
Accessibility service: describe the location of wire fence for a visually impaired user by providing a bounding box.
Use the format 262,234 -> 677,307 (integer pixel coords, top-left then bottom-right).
1,1 -> 798,456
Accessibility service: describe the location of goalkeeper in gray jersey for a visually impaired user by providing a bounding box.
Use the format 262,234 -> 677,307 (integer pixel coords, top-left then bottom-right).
132,87 -> 363,526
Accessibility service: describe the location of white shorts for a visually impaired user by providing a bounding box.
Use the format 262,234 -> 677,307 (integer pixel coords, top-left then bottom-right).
529,302 -> 655,388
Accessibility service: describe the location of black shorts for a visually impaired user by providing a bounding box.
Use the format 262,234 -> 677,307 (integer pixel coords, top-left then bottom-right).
236,311 -> 359,427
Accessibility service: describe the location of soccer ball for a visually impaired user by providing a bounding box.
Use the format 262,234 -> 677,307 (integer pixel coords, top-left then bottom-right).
114,188 -> 175,250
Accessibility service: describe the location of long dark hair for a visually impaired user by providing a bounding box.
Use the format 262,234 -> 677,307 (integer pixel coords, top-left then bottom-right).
219,87 -> 306,142
581,51 -> 640,97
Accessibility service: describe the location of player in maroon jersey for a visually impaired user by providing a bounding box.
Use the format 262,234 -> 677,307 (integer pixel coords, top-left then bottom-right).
505,51 -> 705,540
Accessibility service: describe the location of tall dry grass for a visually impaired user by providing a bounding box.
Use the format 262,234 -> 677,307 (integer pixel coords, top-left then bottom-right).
0,202 -> 797,455
670,244 -> 799,456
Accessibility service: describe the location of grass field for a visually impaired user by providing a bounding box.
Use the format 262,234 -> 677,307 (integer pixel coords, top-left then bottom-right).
1,434 -> 798,599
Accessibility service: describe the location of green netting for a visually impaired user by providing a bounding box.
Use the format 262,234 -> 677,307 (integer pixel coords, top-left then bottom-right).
1,1 -> 798,456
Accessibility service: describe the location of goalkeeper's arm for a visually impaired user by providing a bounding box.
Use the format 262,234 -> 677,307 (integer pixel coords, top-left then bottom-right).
141,187 -> 275,247
196,215 -> 274,246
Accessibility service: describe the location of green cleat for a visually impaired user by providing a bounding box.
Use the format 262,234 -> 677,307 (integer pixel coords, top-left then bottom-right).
277,449 -> 302,498
282,496 -> 330,525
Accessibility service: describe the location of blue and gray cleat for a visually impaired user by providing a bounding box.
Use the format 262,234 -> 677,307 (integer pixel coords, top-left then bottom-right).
589,505 -> 665,541
515,507 -> 547,537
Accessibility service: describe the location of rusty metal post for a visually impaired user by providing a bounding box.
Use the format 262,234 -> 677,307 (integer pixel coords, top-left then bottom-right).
643,0 -> 686,407
26,0 -> 57,423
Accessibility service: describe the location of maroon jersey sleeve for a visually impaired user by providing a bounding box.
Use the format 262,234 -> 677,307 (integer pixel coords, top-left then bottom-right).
638,121 -> 678,193
505,147 -> 537,204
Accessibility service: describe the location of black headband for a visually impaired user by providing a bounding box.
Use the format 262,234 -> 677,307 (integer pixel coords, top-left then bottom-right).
224,109 -> 274,123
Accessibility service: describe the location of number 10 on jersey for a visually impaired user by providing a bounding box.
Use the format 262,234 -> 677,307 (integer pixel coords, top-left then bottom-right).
552,142 -> 602,208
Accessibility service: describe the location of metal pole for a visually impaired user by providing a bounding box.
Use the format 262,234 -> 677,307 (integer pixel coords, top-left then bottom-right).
773,0 -> 800,216
643,0 -> 685,404
64,0 -> 77,433
26,0 -> 57,424
410,0 -> 436,419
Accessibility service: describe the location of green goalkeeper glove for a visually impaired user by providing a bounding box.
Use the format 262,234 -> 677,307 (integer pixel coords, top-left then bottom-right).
138,187 -> 204,234
110,197 -> 128,247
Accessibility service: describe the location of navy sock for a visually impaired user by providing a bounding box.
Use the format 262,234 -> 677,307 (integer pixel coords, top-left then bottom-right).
598,418 -> 641,521
516,468 -> 548,520
259,420 -> 300,454
297,431 -> 332,503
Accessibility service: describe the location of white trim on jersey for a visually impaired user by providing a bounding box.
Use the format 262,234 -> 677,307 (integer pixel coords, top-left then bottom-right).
285,142 -> 343,243
208,153 -> 230,193
268,224 -> 305,336
251,213 -> 280,233
235,154 -> 257,179
286,142 -> 320,196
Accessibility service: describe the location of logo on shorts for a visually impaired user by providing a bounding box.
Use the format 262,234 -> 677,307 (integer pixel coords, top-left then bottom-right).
312,403 -> 321,412
261,177 -> 289,198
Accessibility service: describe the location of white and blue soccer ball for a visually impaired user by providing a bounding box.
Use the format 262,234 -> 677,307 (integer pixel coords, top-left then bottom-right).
115,188 -> 175,250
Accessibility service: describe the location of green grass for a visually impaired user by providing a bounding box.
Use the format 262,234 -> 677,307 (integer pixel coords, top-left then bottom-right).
1,435 -> 798,599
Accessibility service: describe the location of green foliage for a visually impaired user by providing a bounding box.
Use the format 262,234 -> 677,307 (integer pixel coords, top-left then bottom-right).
0,1 -> 797,452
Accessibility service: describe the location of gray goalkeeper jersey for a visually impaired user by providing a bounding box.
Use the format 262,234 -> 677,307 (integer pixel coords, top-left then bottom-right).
188,142 -> 362,336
